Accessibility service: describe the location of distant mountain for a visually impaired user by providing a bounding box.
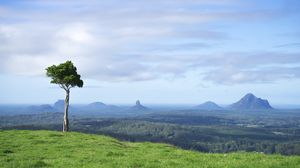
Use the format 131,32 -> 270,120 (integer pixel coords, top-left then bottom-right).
26,104 -> 56,113
195,101 -> 222,110
53,100 -> 64,111
86,102 -> 107,109
131,100 -> 148,111
80,102 -> 120,113
230,93 -> 273,110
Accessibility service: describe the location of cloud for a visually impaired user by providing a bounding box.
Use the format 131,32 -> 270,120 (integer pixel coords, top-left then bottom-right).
0,0 -> 299,84
198,52 -> 300,84
203,65 -> 300,84
274,42 -> 300,48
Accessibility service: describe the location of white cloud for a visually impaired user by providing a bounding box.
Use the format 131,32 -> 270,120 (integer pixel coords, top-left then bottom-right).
0,0 -> 299,84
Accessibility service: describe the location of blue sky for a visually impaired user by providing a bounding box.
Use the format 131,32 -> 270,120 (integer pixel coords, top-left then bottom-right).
0,0 -> 300,105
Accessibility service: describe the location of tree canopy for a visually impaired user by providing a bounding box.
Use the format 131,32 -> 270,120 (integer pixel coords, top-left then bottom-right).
46,61 -> 83,90
46,60 -> 83,132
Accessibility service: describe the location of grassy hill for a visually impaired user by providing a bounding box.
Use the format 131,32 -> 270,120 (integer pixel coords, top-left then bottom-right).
0,130 -> 299,168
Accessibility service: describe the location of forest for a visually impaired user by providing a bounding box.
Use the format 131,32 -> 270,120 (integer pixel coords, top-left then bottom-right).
1,109 -> 300,155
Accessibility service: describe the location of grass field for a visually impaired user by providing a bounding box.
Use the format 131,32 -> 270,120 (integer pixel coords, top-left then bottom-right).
0,130 -> 299,168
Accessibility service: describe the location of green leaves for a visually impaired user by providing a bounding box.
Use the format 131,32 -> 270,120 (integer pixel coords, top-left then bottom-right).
46,61 -> 84,90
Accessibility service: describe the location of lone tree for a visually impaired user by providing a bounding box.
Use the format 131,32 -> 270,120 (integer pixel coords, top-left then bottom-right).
46,61 -> 83,132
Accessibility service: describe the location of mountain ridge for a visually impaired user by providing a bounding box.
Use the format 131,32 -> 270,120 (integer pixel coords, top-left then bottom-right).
230,93 -> 273,110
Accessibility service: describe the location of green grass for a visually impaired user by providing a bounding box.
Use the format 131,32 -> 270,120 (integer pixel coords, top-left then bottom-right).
0,130 -> 299,168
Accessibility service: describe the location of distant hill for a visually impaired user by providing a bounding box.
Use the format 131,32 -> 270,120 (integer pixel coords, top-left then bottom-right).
26,104 -> 56,113
195,101 -> 222,110
131,100 -> 148,111
230,93 -> 273,110
72,102 -> 122,116
53,100 -> 78,112
86,102 -> 108,109
53,100 -> 64,111
0,130 -> 298,168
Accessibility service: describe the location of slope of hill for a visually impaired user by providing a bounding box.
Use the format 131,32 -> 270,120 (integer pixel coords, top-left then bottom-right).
0,130 -> 299,168
230,93 -> 273,110
195,101 -> 223,110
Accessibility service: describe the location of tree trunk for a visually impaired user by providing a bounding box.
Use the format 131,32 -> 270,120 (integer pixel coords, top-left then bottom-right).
63,89 -> 70,132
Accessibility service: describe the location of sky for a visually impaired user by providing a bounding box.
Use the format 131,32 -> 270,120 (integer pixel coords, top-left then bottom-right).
0,0 -> 300,105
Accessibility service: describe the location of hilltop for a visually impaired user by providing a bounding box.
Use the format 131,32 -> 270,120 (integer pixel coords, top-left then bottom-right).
230,93 -> 273,110
131,100 -> 149,111
1,130 -> 299,168
195,101 -> 223,110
